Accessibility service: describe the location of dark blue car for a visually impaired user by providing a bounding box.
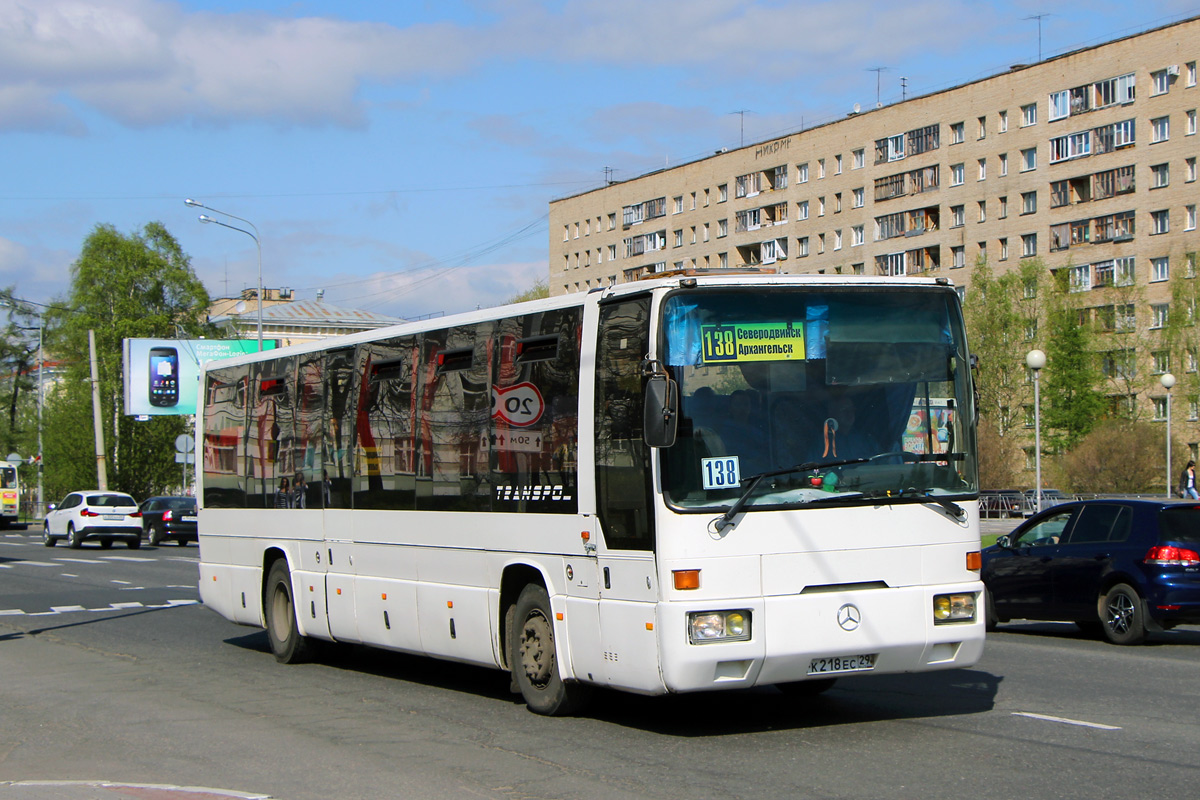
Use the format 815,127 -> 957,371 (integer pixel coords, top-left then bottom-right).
982,499 -> 1200,644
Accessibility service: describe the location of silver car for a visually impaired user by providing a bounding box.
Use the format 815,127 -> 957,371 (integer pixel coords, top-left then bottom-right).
43,491 -> 143,549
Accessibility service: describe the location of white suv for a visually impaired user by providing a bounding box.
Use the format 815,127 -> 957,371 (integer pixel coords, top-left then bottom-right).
44,491 -> 143,549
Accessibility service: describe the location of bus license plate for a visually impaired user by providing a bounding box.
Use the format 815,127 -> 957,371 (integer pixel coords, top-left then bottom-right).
808,654 -> 877,675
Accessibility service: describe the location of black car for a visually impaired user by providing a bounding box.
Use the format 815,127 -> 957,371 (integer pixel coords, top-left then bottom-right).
983,499 -> 1200,644
139,496 -> 198,546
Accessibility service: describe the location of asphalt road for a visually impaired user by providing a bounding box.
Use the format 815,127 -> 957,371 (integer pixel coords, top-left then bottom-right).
2,526 -> 1198,800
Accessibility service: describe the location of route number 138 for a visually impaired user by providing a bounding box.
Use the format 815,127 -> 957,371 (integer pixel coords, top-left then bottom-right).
701,456 -> 741,490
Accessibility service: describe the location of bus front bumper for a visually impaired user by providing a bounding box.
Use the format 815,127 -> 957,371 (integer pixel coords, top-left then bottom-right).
656,582 -> 985,694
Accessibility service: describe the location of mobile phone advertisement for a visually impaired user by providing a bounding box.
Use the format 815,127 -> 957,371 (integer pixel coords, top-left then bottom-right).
123,338 -> 277,416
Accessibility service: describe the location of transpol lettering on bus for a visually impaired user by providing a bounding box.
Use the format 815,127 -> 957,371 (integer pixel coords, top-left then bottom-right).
197,274 -> 985,716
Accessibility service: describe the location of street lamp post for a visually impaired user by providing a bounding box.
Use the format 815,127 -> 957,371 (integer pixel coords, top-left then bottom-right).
1162,372 -> 1176,499
185,199 -> 263,351
1026,349 -> 1046,514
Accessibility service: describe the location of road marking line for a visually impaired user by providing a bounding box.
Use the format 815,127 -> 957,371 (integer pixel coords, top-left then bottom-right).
0,541 -> 25,546
111,579 -> 132,585
99,556 -> 154,562
50,605 -> 87,613
0,609 -> 25,615
118,587 -> 147,591
61,573 -> 79,577
53,558 -> 100,564
12,560 -> 57,567
110,602 -> 145,609
1012,712 -> 1121,730
0,564 -> 10,569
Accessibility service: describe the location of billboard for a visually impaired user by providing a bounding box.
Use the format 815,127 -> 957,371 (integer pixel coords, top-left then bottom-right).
123,338 -> 277,416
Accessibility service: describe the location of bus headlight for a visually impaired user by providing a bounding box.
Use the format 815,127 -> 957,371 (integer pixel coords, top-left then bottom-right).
688,610 -> 751,644
933,593 -> 976,624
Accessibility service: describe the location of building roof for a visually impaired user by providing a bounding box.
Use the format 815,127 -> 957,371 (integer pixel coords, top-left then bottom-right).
214,298 -> 405,331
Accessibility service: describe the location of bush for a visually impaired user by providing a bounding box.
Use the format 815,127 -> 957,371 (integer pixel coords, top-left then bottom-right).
1055,420 -> 1180,494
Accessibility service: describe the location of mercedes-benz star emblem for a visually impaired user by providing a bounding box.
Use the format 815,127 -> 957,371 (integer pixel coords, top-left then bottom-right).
837,603 -> 862,631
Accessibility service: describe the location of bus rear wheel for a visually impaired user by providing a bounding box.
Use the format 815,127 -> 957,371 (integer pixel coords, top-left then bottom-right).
265,559 -> 314,664
510,584 -> 591,716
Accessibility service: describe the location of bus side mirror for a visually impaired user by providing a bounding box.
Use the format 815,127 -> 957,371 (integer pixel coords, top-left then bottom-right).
643,373 -> 678,448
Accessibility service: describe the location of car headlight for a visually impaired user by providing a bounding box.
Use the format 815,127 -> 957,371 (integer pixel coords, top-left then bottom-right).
933,593 -> 976,624
688,610 -> 751,644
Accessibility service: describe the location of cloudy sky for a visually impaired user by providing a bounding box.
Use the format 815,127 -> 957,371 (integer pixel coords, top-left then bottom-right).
2,0 -> 1199,320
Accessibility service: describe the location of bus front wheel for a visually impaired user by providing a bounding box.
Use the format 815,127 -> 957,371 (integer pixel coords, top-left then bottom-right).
265,560 -> 314,664
510,584 -> 591,716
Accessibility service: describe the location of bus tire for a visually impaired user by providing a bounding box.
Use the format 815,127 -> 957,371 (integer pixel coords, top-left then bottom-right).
511,584 -> 591,716
265,559 -> 314,664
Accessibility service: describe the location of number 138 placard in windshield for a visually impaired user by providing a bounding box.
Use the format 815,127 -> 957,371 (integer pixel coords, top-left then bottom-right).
700,322 -> 805,364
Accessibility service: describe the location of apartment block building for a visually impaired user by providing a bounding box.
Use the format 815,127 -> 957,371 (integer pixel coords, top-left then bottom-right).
549,15 -> 1200,464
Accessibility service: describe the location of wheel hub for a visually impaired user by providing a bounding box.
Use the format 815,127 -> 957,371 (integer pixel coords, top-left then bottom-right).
519,612 -> 553,688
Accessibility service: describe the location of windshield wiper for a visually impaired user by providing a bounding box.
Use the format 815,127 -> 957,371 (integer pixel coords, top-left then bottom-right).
863,486 -> 968,522
712,457 -> 869,534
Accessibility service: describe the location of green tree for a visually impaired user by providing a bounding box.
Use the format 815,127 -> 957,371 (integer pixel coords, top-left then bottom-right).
42,222 -> 215,500
0,288 -> 42,458
505,277 -> 549,305
1041,269 -> 1105,451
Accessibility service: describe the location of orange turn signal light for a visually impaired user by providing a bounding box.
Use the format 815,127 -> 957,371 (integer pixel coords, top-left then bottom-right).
966,551 -> 982,571
673,569 -> 701,590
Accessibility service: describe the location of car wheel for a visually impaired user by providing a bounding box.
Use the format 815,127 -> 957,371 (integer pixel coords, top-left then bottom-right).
984,587 -> 998,632
148,525 -> 161,546
777,678 -> 837,697
1101,583 -> 1146,645
99,538 -> 113,549
68,523 -> 83,549
127,537 -> 141,550
510,583 -> 592,716
176,538 -> 188,547
265,559 -> 314,664
43,524 -> 56,547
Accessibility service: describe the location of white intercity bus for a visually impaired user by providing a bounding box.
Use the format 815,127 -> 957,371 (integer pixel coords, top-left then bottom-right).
198,274 -> 985,715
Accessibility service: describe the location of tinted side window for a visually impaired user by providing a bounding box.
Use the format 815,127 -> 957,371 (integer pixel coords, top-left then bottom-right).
1015,509 -> 1074,546
203,365 -> 250,508
1063,504 -> 1130,544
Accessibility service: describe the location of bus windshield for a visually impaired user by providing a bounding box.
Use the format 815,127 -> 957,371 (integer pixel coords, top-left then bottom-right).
659,287 -> 977,512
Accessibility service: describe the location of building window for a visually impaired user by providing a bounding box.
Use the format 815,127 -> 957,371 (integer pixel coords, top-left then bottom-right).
1021,147 -> 1037,171
818,197 -> 826,217
978,158 -> 987,180
1152,257 -> 1170,283
719,252 -> 728,268
999,238 -> 1009,260
999,110 -> 1008,132
798,200 -> 809,220
1069,264 -> 1091,292
852,187 -> 864,208
1189,158 -> 1198,183
798,237 -> 809,257
798,163 -> 809,183
1022,233 -> 1037,257
1152,116 -> 1170,143
852,225 -> 864,246
818,159 -> 826,179
1020,191 -> 1037,215
998,153 -> 1008,176
999,196 -> 1008,219
835,154 -> 843,175
674,229 -> 684,247
1152,163 -> 1170,188
1152,303 -> 1170,329
1189,110 -> 1198,135
978,116 -> 987,139
835,193 -> 842,213
834,229 -> 842,250
1189,62 -> 1198,87
673,196 -> 684,214
950,121 -> 965,143
718,185 -> 728,202
1021,103 -> 1037,127
607,244 -> 617,260
853,149 -> 865,169
950,163 -> 964,185
718,219 -> 728,237
1152,69 -> 1170,96
951,246 -> 965,269
978,201 -> 987,223
951,205 -> 965,228
1152,209 -> 1170,235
